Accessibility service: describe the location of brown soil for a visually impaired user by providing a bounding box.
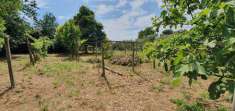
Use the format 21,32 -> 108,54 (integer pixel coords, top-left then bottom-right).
0,54 -> 231,111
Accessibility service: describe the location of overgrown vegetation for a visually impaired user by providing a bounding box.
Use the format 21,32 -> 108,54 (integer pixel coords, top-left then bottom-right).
143,0 -> 235,100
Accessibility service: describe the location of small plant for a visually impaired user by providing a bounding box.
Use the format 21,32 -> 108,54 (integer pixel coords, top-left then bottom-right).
38,99 -> 49,111
171,98 -> 205,111
152,84 -> 164,92
181,91 -> 192,101
171,98 -> 229,111
199,91 -> 210,100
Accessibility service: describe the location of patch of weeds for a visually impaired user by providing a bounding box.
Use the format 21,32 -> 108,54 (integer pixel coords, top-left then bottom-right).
171,98 -> 228,111
52,74 -> 76,89
181,91 -> 192,101
199,91 -> 209,100
52,79 -> 60,89
152,84 -> 164,92
160,76 -> 171,85
217,106 -> 229,111
38,99 -> 49,111
170,77 -> 183,88
68,88 -> 80,97
171,98 -> 205,111
40,61 -> 79,77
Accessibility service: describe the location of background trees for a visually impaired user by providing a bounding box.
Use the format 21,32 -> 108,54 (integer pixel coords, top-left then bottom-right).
137,27 -> 156,42
55,20 -> 82,60
73,6 -> 106,53
36,13 -> 58,39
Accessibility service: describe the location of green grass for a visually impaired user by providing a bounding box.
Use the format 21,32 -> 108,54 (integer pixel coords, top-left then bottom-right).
40,61 -> 80,77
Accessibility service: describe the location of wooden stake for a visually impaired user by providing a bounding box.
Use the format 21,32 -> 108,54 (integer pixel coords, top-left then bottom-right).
101,41 -> 105,77
4,35 -> 15,88
132,42 -> 135,72
153,59 -> 156,69
26,38 -> 35,65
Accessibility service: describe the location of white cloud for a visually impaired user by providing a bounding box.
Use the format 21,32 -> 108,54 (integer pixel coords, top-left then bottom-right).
129,0 -> 146,9
116,0 -> 128,8
155,0 -> 163,7
134,14 -> 155,29
34,0 -> 48,8
96,4 -> 115,15
98,1 -> 154,40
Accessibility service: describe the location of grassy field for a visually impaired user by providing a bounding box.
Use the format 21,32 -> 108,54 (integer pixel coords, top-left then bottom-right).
0,54 -> 231,111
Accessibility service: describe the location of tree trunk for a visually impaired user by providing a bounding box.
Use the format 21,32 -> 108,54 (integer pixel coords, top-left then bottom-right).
4,36 -> 15,88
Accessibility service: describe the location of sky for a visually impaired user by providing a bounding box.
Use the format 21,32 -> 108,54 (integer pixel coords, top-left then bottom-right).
36,0 -> 163,40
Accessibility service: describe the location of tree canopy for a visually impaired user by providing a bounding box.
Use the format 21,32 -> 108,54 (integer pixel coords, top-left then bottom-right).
36,12 -> 58,39
137,27 -> 156,42
73,6 -> 106,44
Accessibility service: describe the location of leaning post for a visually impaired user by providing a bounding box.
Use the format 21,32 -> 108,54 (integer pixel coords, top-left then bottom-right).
132,41 -> 135,72
101,40 -> 105,77
4,35 -> 15,88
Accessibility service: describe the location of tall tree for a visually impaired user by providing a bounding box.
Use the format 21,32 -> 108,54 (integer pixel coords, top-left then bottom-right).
36,12 -> 58,39
55,20 -> 82,60
0,0 -> 38,48
137,27 -> 156,42
73,6 -> 106,53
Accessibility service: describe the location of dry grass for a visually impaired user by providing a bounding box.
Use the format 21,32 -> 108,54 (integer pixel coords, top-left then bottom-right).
0,54 -> 231,111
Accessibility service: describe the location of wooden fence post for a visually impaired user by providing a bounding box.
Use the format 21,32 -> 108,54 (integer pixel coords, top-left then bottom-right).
4,35 -> 15,88
153,59 -> 156,69
26,38 -> 35,65
132,42 -> 135,72
101,41 -> 105,77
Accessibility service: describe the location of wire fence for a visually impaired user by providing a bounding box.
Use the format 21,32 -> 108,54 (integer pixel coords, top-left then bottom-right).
80,40 -> 145,77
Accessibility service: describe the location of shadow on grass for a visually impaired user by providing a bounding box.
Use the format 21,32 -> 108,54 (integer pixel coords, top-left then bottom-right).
0,87 -> 13,97
101,74 -> 112,90
133,70 -> 152,83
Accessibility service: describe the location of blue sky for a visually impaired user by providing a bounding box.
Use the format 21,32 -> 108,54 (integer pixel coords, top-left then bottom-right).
36,0 -> 163,40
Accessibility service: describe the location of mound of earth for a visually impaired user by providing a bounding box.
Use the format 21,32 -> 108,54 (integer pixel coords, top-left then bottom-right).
110,56 -> 142,66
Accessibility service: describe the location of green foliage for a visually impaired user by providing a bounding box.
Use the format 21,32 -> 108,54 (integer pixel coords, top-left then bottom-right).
55,20 -> 82,58
73,6 -> 106,47
0,18 -> 5,48
171,98 -> 229,111
36,12 -> 58,39
137,27 -> 156,42
161,29 -> 173,35
172,99 -> 206,111
144,0 -> 235,100
31,37 -> 52,59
